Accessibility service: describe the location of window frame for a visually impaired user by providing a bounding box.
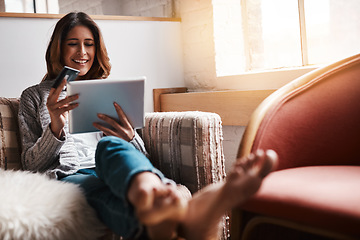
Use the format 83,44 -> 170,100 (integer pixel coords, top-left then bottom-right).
242,0 -> 310,71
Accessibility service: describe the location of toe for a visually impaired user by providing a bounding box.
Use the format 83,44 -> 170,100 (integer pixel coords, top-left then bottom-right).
258,149 -> 278,178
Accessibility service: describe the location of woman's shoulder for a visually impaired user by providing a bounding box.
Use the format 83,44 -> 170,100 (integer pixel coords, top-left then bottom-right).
20,80 -> 54,104
21,80 -> 54,96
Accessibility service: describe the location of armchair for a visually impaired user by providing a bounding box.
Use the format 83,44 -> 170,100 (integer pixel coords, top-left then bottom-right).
231,54 -> 360,239
0,98 -> 226,239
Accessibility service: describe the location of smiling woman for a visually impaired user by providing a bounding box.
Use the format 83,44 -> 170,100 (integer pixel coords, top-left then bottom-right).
62,25 -> 95,77
16,11 -> 184,239
43,11 -> 111,81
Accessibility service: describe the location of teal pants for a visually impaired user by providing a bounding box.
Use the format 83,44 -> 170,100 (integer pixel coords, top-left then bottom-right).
61,136 -> 167,239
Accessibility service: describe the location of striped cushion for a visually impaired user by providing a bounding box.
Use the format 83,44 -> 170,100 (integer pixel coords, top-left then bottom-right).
142,111 -> 226,193
142,111 -> 228,240
0,98 -> 22,170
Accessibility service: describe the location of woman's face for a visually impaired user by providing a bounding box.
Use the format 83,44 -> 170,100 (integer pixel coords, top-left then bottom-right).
62,25 -> 95,77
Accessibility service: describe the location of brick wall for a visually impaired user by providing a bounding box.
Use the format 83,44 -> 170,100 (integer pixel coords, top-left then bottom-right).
180,0 -> 217,90
0,0 -> 5,12
119,0 -> 177,17
59,0 -> 105,15
179,0 -> 244,90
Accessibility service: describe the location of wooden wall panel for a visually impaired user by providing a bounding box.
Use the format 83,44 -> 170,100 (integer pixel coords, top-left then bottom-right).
155,89 -> 275,126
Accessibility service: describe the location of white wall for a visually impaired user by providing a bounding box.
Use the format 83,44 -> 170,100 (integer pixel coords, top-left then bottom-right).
0,16 -> 185,112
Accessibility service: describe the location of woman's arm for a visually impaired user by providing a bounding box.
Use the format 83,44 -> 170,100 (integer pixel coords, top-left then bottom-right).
18,86 -> 65,172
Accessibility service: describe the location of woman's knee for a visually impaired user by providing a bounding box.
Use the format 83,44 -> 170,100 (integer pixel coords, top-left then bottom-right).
97,136 -> 135,156
98,136 -> 126,148
95,136 -> 142,170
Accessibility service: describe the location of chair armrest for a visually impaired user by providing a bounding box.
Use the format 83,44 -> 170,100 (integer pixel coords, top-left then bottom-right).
142,111 -> 226,193
0,97 -> 22,170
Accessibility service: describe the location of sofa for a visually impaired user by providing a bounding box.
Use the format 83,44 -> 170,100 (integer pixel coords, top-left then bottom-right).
231,53 -> 360,240
0,97 -> 227,239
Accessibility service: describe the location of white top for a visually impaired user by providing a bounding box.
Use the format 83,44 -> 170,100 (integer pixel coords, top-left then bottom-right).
72,132 -> 103,169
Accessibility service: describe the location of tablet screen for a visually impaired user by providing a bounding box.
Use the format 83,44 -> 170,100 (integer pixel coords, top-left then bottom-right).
66,77 -> 145,133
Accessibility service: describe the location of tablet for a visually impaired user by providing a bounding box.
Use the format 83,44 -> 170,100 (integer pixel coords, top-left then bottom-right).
66,77 -> 145,134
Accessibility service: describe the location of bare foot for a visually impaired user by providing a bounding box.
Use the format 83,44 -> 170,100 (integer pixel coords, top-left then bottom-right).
127,172 -> 189,226
146,184 -> 191,239
179,149 -> 278,240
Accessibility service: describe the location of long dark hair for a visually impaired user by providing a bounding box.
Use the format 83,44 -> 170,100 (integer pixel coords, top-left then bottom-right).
43,12 -> 111,81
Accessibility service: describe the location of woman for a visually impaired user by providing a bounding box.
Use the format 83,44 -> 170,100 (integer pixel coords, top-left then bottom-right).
18,12 -> 278,240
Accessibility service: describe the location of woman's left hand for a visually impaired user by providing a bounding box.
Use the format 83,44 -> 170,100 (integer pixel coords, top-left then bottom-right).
93,102 -> 135,142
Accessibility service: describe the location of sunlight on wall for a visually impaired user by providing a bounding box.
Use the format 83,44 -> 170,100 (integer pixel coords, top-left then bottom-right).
213,0 -> 245,77
180,0 -> 218,90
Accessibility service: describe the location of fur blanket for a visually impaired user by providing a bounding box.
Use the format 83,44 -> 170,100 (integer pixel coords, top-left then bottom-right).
0,169 -> 106,240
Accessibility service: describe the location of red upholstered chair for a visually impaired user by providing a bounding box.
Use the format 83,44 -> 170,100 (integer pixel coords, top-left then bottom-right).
231,54 -> 360,240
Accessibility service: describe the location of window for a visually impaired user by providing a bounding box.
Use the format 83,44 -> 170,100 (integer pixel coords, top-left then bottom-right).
3,0 -> 58,14
4,0 -> 34,13
215,0 -> 360,76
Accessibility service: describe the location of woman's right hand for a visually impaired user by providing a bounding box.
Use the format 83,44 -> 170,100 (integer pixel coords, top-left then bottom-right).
46,79 -> 79,139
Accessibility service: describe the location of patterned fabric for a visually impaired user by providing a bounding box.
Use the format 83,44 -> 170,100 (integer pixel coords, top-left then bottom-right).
142,111 -> 228,239
0,98 -> 22,170
142,111 -> 226,193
